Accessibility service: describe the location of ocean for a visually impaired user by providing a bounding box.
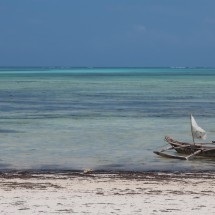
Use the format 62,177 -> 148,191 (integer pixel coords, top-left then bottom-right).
1,67 -> 215,172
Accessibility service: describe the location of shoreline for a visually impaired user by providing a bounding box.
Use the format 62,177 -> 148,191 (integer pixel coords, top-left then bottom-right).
2,170 -> 215,178
0,172 -> 215,214
2,168 -> 215,174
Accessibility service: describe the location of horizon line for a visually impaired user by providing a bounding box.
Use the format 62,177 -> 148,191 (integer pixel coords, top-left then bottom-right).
0,66 -> 215,69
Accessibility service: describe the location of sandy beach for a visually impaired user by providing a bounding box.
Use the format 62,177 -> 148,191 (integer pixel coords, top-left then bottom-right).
0,172 -> 214,214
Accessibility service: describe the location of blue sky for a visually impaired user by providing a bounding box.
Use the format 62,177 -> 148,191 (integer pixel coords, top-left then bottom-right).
0,0 -> 215,67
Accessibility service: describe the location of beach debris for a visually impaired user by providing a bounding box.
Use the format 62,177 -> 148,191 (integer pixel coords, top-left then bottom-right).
83,168 -> 93,174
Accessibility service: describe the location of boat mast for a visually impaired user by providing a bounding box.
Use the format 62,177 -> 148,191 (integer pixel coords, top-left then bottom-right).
190,114 -> 195,144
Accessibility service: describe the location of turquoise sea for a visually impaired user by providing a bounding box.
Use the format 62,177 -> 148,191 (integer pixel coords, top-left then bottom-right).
1,67 -> 215,172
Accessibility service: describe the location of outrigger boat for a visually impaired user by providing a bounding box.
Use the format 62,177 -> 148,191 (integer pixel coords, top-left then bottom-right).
154,115 -> 215,160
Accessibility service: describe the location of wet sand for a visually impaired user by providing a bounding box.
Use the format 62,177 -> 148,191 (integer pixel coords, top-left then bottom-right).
0,172 -> 215,214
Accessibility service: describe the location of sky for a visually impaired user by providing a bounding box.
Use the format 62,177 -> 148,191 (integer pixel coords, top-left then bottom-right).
0,0 -> 215,67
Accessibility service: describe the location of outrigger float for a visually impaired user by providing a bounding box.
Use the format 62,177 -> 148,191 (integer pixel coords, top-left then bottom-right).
154,115 -> 215,160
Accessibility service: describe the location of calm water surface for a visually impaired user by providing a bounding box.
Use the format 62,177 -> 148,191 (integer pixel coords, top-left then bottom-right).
0,68 -> 215,172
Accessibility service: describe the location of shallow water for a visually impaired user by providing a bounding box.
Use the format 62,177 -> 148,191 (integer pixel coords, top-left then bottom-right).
0,68 -> 215,172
